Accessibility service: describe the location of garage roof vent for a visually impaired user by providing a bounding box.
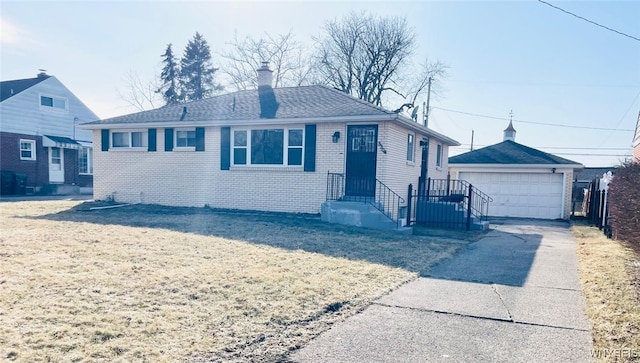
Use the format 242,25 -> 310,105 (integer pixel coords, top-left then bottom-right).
504,111 -> 516,141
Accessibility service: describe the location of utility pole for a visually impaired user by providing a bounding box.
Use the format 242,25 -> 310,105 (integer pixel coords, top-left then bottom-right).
424,76 -> 432,127
470,130 -> 474,151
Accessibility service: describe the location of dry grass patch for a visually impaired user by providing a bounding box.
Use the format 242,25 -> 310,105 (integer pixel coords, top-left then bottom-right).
573,221 -> 640,362
0,201 -> 459,362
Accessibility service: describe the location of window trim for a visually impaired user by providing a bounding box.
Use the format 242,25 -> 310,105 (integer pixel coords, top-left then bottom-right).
39,93 -> 68,111
436,143 -> 443,168
111,130 -> 149,149
78,147 -> 93,175
175,128 -> 197,149
19,139 -> 36,160
231,126 -> 305,167
406,134 -> 415,163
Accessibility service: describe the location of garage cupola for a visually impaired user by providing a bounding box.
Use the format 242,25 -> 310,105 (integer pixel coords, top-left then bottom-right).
503,113 -> 516,141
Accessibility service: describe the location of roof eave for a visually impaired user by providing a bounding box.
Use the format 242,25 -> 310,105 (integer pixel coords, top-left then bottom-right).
79,114 -> 398,130
449,163 -> 584,169
394,114 -> 461,146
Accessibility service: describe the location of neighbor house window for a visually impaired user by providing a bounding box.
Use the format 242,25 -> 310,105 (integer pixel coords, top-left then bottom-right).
20,139 -> 36,160
436,144 -> 443,167
112,131 -> 148,148
232,127 -> 304,166
79,147 -> 93,174
40,95 -> 67,110
176,129 -> 196,147
407,134 -> 414,162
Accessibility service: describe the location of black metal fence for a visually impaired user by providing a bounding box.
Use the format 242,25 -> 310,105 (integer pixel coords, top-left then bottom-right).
585,177 -> 612,237
326,172 -> 405,223
406,176 -> 492,230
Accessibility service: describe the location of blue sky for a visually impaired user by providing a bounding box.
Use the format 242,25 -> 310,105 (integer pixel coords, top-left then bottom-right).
1,1 -> 639,167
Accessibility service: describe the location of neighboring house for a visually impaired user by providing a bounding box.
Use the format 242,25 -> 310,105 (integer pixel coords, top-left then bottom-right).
633,110 -> 640,162
0,72 -> 97,195
80,64 -> 459,228
573,167 -> 616,191
449,121 -> 583,220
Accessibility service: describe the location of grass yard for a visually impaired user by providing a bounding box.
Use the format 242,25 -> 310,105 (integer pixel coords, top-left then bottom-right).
572,221 -> 640,362
0,200 -> 461,362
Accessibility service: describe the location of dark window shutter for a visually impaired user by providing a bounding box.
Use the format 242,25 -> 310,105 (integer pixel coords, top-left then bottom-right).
304,124 -> 316,172
148,128 -> 157,152
101,129 -> 109,151
196,127 -> 205,152
164,128 -> 174,151
221,127 -> 230,170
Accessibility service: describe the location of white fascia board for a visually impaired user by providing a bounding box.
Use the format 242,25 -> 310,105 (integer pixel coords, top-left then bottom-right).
78,114 -> 396,130
394,114 -> 461,146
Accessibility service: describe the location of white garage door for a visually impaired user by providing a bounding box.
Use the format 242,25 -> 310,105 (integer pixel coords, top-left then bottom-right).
458,172 -> 564,219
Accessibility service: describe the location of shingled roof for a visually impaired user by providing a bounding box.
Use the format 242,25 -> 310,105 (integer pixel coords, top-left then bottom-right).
0,75 -> 51,102
449,140 -> 581,165
84,85 -> 397,125
82,84 -> 461,146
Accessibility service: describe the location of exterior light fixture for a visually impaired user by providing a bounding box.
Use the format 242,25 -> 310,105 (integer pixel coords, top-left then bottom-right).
552,168 -> 556,174
332,131 -> 340,143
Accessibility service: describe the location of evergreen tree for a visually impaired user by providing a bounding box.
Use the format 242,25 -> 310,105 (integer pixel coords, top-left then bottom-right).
179,32 -> 221,101
157,43 -> 180,105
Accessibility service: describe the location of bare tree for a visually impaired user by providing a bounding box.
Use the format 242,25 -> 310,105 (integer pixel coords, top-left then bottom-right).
118,70 -> 162,111
220,31 -> 312,90
314,12 -> 447,114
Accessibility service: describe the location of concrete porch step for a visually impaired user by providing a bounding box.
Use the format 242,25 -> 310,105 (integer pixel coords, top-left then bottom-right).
321,201 -> 410,233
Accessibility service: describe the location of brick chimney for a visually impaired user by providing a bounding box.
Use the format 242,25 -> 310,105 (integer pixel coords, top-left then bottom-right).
257,61 -> 273,88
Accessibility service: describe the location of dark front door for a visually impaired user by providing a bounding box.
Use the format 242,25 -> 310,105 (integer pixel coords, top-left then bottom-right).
345,125 -> 378,197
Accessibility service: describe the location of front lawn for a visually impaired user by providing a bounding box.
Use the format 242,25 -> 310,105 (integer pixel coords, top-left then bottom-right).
0,201 -> 460,362
573,221 -> 640,362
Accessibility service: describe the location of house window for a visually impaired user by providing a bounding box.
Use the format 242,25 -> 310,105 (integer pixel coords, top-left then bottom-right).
407,134 -> 414,162
436,144 -> 443,167
112,131 -> 148,148
233,130 -> 247,165
252,129 -> 284,164
288,129 -> 303,165
176,129 -> 196,147
232,127 -> 304,166
131,131 -> 148,148
40,95 -> 67,110
79,147 -> 93,174
20,139 -> 36,160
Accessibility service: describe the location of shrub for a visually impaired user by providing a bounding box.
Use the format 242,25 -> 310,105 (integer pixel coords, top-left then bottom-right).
607,161 -> 640,248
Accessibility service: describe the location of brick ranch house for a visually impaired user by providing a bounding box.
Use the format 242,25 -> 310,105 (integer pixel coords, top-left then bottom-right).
0,72 -> 97,195
80,65 -> 460,228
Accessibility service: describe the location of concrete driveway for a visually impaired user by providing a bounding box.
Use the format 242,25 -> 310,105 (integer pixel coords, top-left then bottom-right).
291,219 -> 594,363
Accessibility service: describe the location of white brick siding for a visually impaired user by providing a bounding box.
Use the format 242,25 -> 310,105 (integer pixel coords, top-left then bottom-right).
93,121 -> 450,214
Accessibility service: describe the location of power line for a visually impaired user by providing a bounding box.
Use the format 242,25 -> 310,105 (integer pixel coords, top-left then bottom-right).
433,106 -> 635,132
537,0 -> 640,42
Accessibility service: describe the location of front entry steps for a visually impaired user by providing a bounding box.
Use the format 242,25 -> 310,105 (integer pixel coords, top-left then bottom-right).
321,201 -> 412,233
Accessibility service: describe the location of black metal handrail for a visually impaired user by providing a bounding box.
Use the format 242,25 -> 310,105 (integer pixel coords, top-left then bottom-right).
326,172 -> 405,223
417,176 -> 493,222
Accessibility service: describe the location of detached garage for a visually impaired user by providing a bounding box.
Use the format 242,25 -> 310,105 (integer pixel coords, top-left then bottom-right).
449,122 -> 582,220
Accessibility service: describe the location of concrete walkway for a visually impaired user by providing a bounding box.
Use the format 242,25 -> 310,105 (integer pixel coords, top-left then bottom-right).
291,219 -> 594,363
